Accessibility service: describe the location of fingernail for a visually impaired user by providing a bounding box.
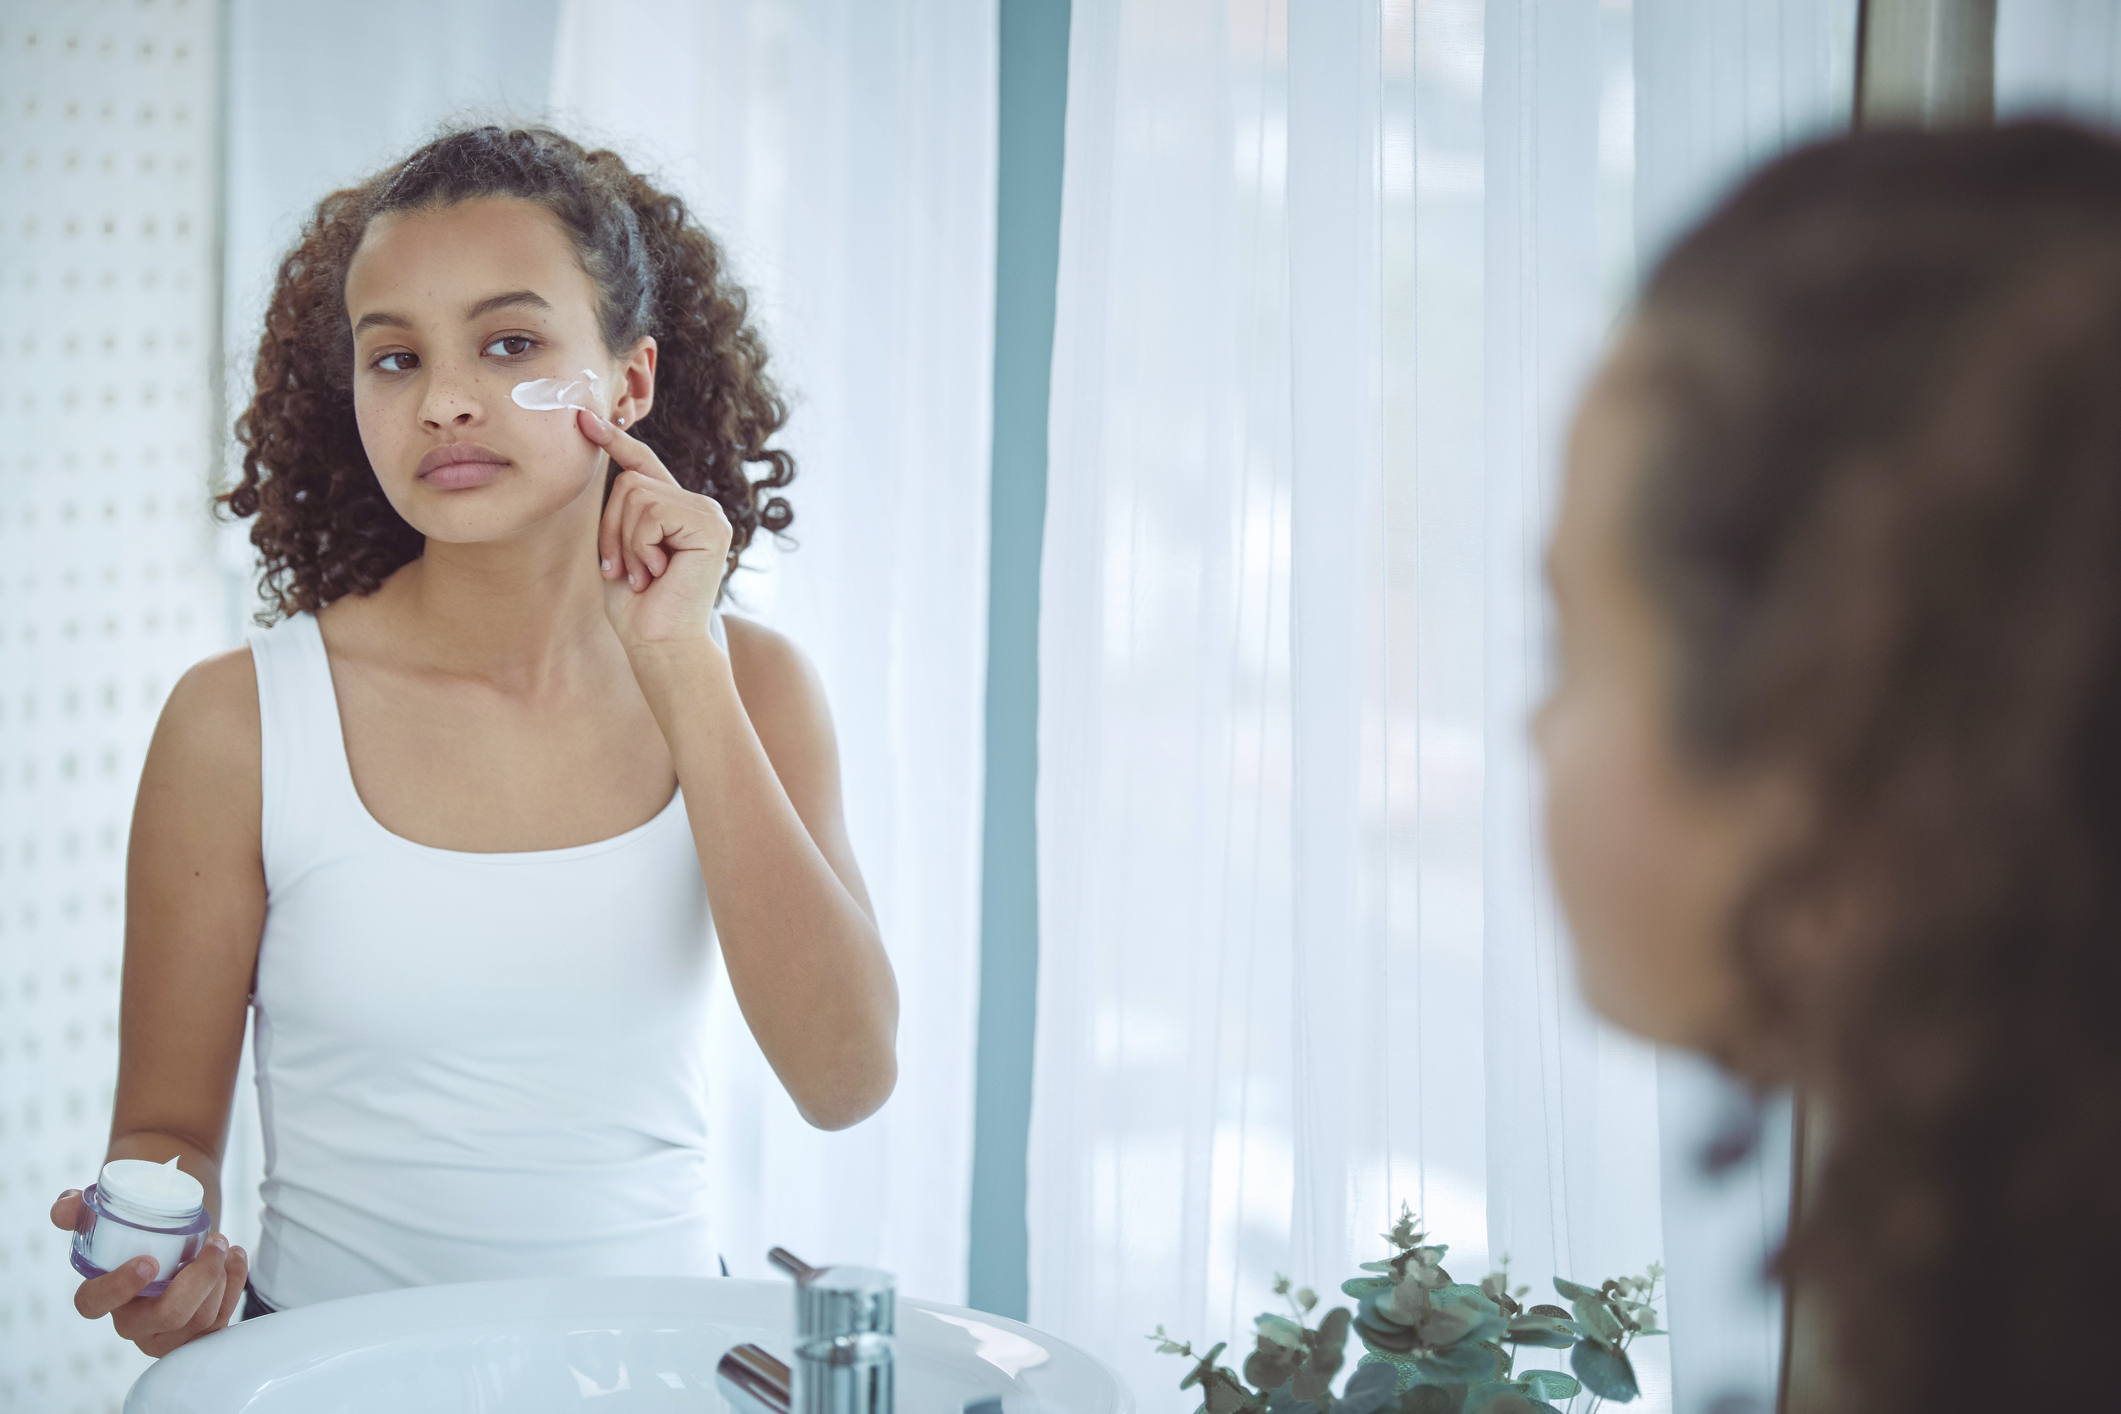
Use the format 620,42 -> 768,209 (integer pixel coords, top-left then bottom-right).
600,557 -> 611,575
60,1188 -> 81,1200
135,1257 -> 159,1278
212,1233 -> 229,1252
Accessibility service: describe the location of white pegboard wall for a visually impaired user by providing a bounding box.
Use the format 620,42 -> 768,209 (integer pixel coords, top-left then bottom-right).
0,1 -> 229,1408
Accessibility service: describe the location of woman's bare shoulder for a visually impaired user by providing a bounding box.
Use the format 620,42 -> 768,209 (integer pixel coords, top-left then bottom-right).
147,645 -> 262,815
719,613 -> 838,771
163,644 -> 261,740
729,614 -> 827,712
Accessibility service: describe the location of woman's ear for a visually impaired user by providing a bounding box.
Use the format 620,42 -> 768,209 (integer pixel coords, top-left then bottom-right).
611,336 -> 657,429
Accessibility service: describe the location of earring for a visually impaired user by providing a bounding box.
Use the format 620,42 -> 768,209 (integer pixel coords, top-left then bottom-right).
616,416 -> 628,426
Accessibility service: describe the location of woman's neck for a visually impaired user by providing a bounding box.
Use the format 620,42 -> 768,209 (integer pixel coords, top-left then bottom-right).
376,517 -> 619,693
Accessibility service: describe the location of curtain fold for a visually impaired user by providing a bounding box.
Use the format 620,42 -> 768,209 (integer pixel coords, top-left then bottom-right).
1032,2 -> 1854,1408
550,0 -> 997,1304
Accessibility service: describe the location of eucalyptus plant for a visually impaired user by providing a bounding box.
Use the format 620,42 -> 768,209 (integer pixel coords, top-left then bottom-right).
1150,1206 -> 1664,1414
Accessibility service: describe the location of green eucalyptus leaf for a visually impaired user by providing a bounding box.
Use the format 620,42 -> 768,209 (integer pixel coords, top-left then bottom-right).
1382,1277 -> 1431,1328
1478,1274 -> 1523,1317
1551,1278 -> 1601,1305
1424,1289 -> 1508,1349
1414,1306 -> 1476,1349
1503,1315 -> 1576,1350
1292,1308 -> 1354,1401
1355,1294 -> 1421,1355
1182,1343 -> 1230,1390
1263,1390 -> 1321,1414
1383,1207 -> 1424,1250
1290,1361 -> 1331,1403
1519,1370 -> 1580,1400
1411,1340 -> 1498,1385
1525,1305 -> 1570,1322
1570,1339 -> 1641,1402
1204,1368 -> 1270,1414
1358,1350 -> 1423,1394
1398,1386 -> 1462,1414
1331,1361 -> 1398,1414
1345,1275 -> 1394,1299
1463,1380 -> 1536,1414
1257,1315 -> 1306,1350
1244,1338 -> 1299,1395
1570,1297 -> 1623,1348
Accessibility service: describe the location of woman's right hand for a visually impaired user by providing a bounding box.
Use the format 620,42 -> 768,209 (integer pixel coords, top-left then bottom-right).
51,1190 -> 249,1356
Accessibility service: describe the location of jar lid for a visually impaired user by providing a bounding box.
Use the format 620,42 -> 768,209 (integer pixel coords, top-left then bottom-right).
101,1157 -> 204,1218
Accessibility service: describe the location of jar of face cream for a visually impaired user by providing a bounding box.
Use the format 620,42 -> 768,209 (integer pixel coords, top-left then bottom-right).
70,1157 -> 211,1297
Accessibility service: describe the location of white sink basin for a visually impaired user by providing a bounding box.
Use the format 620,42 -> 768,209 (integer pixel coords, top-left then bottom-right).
122,1276 -> 1131,1412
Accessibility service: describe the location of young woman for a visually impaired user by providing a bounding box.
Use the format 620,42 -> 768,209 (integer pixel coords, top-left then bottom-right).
51,126 -> 898,1355
1538,120 -> 2121,1412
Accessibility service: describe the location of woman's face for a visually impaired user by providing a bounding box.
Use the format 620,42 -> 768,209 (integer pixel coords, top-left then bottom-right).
344,197 -> 653,548
1535,338 -> 1776,1056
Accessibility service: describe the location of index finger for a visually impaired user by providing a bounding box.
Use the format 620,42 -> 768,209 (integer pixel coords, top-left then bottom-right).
74,1255 -> 159,1321
576,408 -> 679,486
51,1189 -> 83,1230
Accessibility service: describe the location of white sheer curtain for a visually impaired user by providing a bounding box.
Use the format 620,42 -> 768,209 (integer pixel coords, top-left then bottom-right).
1997,0 -> 2121,124
550,0 -> 996,1303
1029,2 -> 1852,1409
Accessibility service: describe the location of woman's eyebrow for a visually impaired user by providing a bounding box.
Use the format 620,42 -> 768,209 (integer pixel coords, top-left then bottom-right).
463,289 -> 553,321
351,291 -> 551,339
352,310 -> 411,337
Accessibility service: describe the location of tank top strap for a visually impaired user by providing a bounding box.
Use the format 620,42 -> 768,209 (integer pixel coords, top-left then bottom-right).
246,611 -> 362,892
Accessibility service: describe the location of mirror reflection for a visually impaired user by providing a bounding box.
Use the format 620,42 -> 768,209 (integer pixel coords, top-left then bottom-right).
3,4 -> 2114,1412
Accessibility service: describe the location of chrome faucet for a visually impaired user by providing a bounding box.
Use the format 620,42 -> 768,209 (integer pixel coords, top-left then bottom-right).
716,1248 -> 895,1414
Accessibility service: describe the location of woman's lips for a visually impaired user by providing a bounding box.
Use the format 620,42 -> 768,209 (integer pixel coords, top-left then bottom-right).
417,443 -> 510,490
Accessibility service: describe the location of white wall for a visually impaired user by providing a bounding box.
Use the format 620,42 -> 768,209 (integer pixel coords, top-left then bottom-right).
0,4 -> 228,1407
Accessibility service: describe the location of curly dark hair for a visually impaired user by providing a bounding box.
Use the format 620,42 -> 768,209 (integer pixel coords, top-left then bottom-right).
218,125 -> 795,618
1630,120 -> 2121,1413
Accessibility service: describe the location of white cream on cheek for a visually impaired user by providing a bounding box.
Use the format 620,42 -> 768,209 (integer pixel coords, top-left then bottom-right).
511,366 -> 606,414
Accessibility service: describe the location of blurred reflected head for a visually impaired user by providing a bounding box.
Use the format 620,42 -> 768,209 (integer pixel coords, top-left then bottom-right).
1546,120 -> 2121,1414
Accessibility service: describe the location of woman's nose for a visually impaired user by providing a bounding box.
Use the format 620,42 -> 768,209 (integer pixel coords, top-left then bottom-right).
420,385 -> 485,429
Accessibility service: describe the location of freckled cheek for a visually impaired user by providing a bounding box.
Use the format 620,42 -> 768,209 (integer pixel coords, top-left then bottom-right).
506,406 -> 605,488
352,392 -> 411,490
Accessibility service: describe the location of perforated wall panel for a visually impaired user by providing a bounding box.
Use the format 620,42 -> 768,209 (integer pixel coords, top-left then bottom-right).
0,1 -> 227,1406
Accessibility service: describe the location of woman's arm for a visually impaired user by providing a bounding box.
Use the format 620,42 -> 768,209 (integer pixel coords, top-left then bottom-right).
583,408 -> 898,1131
53,646 -> 266,1352
631,623 -> 898,1131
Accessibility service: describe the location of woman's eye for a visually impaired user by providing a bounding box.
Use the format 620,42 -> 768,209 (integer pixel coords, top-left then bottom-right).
484,335 -> 536,358
374,352 -> 417,373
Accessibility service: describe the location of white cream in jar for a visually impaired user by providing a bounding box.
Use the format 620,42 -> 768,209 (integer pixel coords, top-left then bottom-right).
70,1157 -> 211,1296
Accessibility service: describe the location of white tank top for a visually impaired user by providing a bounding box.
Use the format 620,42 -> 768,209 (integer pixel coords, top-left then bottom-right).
244,610 -> 724,1309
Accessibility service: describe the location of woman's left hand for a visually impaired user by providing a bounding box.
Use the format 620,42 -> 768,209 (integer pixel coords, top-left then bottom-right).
581,408 -> 733,655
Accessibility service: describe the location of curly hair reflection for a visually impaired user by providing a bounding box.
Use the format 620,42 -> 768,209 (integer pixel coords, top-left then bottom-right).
219,125 -> 794,619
